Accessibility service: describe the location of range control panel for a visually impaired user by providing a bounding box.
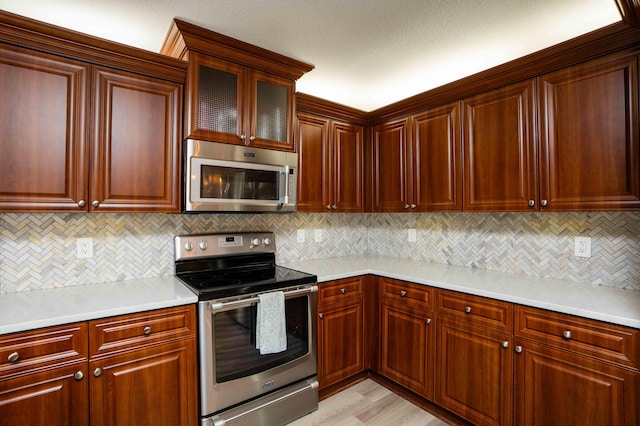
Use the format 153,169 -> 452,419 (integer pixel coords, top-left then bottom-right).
174,232 -> 275,261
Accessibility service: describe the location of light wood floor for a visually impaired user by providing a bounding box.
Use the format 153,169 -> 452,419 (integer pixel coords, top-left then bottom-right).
288,379 -> 451,426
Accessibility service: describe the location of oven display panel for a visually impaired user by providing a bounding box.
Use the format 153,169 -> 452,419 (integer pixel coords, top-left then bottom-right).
218,236 -> 243,247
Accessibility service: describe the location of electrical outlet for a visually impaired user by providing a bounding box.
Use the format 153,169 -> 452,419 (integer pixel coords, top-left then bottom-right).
408,229 -> 417,243
314,229 -> 323,243
574,236 -> 591,258
296,229 -> 305,243
76,238 -> 93,259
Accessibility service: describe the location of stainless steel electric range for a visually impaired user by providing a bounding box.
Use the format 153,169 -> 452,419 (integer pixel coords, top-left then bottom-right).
174,232 -> 318,426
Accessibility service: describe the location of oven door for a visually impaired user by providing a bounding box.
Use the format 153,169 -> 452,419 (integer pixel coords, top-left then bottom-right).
198,285 -> 318,416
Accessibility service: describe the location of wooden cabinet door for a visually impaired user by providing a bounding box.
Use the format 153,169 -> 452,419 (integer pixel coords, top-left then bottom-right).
0,44 -> 90,212
411,101 -> 462,211
317,300 -> 364,388
91,67 -> 182,212
435,318 -> 513,426
371,118 -> 411,211
185,52 -> 247,144
538,51 -> 640,210
296,113 -> 330,211
463,80 -> 537,211
331,121 -> 363,212
515,339 -> 639,426
380,300 -> 434,399
249,70 -> 296,152
0,363 -> 88,426
89,339 -> 197,426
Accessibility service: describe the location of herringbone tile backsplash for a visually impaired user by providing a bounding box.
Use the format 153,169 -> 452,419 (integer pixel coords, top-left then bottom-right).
0,212 -> 638,293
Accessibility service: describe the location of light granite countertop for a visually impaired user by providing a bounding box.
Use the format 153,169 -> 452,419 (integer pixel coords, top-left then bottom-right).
0,276 -> 198,335
281,255 -> 640,329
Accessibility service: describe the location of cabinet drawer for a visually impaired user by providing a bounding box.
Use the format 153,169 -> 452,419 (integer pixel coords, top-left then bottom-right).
318,277 -> 363,306
436,290 -> 513,332
380,278 -> 433,310
0,322 -> 87,376
89,305 -> 196,357
516,306 -> 639,370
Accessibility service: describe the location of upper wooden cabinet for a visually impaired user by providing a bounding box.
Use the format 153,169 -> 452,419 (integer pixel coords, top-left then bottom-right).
538,50 -> 640,210
161,19 -> 313,152
0,12 -> 186,213
297,113 -> 363,212
462,80 -> 538,212
371,101 -> 461,212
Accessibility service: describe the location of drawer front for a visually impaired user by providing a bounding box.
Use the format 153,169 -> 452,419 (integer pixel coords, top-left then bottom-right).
89,305 -> 196,357
318,277 -> 363,306
436,290 -> 513,332
380,278 -> 433,310
516,306 -> 639,370
0,322 -> 87,376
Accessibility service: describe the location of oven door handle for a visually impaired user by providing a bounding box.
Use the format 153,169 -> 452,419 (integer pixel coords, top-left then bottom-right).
209,285 -> 318,312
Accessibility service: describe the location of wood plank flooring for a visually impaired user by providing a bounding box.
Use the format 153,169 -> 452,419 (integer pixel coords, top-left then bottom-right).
289,379 -> 451,426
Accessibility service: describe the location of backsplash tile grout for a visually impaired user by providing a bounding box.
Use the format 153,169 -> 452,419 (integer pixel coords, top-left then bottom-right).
1,211 -> 638,293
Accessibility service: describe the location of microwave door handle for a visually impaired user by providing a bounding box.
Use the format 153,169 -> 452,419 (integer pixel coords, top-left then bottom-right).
280,166 -> 289,206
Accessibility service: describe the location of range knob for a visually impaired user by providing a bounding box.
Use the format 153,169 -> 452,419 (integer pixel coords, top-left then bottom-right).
263,237 -> 272,246
199,241 -> 208,251
184,242 -> 194,251
251,238 -> 260,247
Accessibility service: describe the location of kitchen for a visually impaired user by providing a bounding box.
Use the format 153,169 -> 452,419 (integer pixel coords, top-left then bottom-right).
1,1 -> 640,425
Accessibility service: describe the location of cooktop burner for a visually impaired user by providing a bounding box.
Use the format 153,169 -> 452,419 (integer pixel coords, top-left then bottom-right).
174,232 -> 317,300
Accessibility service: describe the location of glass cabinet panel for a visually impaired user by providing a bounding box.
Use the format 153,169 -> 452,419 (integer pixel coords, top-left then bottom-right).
256,80 -> 288,142
198,65 -> 238,134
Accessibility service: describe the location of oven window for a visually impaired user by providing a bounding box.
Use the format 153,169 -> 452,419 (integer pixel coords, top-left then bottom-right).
214,297 -> 309,383
200,165 -> 279,200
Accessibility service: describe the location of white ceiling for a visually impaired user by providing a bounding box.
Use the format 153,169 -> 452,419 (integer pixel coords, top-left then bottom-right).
0,0 -> 622,111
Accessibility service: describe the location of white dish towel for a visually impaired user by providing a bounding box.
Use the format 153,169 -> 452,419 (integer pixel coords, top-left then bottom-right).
256,291 -> 287,355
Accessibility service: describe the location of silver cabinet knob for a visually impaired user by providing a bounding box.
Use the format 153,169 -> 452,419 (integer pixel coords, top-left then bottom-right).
563,330 -> 571,339
400,290 -> 407,297
74,370 -> 84,381
199,241 -> 208,250
319,313 -> 323,319
410,204 -> 416,209
7,352 -> 19,362
91,200 -> 100,208
326,205 -> 332,210
239,134 -> 246,141
78,200 -> 86,207
332,205 -> 337,209
340,288 -> 346,294
465,306 -> 472,313
143,326 -> 152,335
404,204 -> 409,209
541,199 -> 548,207
528,200 -> 535,207
249,136 -> 256,142
515,345 -> 523,354
93,368 -> 102,377
502,341 -> 509,348
425,318 -> 432,325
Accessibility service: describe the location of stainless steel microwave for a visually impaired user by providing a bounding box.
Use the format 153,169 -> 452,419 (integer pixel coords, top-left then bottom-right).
184,139 -> 298,212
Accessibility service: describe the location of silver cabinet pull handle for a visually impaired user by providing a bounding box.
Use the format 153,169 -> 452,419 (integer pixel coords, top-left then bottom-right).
400,290 -> 407,297
465,306 -> 472,313
502,341 -> 509,348
7,352 -> 19,362
74,371 -> 84,381
143,326 -> 152,335
563,330 -> 571,339
93,368 -> 102,377
515,345 -> 523,354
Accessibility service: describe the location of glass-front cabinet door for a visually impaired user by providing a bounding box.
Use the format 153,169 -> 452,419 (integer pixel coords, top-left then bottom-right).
186,52 -> 295,152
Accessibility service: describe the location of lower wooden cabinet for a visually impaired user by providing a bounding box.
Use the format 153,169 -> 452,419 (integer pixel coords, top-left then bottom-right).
317,277 -> 365,388
435,317 -> 513,426
0,363 -> 89,426
514,339 -> 638,426
0,305 -> 197,426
